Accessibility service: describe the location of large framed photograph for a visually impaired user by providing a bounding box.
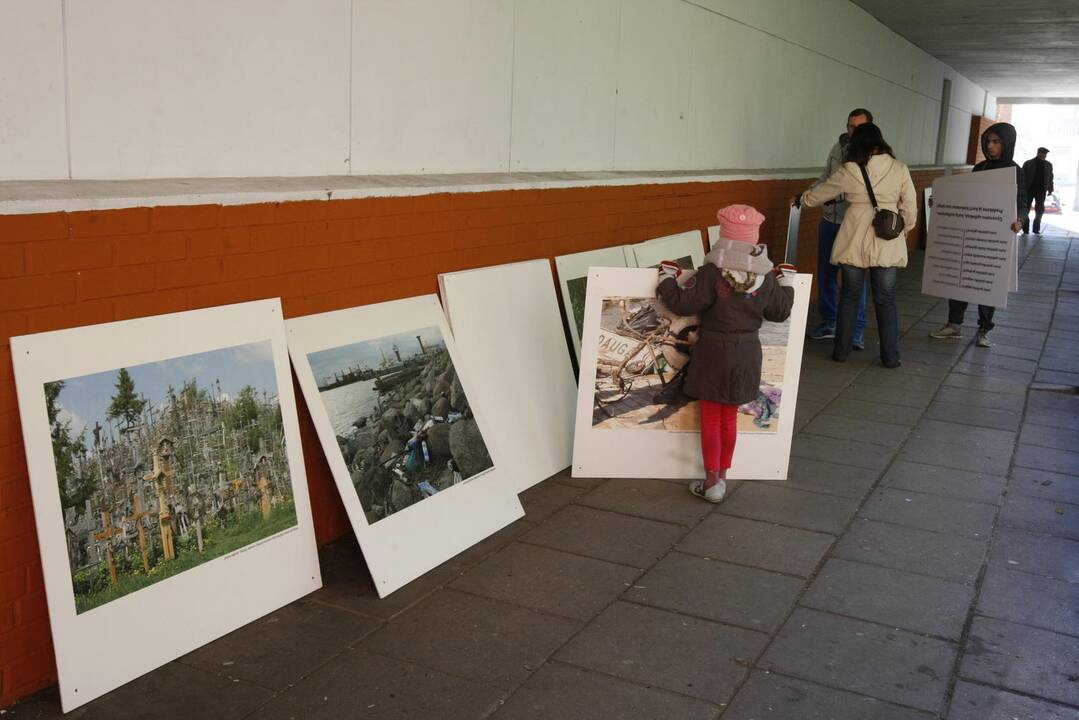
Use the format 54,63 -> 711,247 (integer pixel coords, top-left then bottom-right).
572,268 -> 811,480
11,299 -> 320,712
287,295 -> 523,597
554,246 -> 631,365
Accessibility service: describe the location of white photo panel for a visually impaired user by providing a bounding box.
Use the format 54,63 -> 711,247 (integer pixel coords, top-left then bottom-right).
554,246 -> 630,365
286,295 -> 523,597
627,229 -> 706,271
439,260 -> 576,492
11,299 -> 320,712
572,268 -> 811,480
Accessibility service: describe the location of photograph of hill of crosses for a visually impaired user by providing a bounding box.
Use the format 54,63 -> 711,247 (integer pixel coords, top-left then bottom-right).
45,341 -> 296,614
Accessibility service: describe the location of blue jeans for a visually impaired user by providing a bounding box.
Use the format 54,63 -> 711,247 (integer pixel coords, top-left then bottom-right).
817,220 -> 867,333
836,265 -> 900,364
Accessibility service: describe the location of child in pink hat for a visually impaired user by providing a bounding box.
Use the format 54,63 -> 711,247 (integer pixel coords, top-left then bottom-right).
657,205 -> 795,502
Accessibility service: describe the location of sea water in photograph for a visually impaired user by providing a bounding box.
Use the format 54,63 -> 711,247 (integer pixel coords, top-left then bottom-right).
309,326 -> 494,525
46,341 -> 297,614
592,296 -> 789,432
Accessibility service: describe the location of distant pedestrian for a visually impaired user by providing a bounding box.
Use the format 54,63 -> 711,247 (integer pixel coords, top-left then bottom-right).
656,205 -> 794,503
1021,147 -> 1054,234
930,122 -> 1025,348
805,108 -> 872,350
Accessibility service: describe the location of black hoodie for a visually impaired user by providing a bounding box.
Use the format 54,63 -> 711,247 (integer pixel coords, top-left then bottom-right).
973,122 -> 1026,220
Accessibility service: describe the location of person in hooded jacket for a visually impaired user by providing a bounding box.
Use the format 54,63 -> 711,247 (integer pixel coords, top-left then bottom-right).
929,122 -> 1025,347
796,123 -> 917,368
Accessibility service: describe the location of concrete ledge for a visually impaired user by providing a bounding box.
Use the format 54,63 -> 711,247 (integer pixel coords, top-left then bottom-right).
0,166 -> 965,215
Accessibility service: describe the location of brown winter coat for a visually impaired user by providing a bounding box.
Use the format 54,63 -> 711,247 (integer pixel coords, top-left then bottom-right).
657,264 -> 794,405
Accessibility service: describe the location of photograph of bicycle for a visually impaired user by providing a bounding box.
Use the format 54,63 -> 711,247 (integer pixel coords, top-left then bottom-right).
591,293 -> 789,433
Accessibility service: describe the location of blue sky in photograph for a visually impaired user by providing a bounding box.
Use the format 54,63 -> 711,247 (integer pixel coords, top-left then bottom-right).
307,326 -> 444,386
52,341 -> 278,437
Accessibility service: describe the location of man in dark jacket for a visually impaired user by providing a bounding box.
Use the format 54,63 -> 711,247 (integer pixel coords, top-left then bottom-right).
930,122 -> 1025,348
1021,147 -> 1054,234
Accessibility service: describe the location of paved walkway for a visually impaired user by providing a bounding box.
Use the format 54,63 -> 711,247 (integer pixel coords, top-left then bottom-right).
11,228 -> 1079,720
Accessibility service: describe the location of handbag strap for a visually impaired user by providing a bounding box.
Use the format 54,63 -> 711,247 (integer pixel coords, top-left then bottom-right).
858,163 -> 881,211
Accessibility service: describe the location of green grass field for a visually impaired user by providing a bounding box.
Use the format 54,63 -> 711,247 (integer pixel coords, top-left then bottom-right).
73,501 -> 298,614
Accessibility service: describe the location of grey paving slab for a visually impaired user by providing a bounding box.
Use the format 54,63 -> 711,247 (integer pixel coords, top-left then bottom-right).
800,558 -> 975,640
859,488 -> 997,538
821,396 -> 924,426
833,518 -> 988,583
33,662 -> 273,720
722,672 -> 935,720
765,457 -> 880,499
909,418 -> 1018,448
949,364 -> 1034,386
798,382 -> 847,404
802,414 -> 911,449
924,400 -> 1022,432
626,552 -> 803,632
358,589 -> 579,691
577,477 -> 713,526
948,680 -> 1079,720
882,460 -> 1006,505
1024,405 -> 1079,431
960,617 -> 1079,707
1035,368 -> 1079,386
554,601 -> 765,705
546,467 -> 607,490
761,608 -> 957,713
517,479 -> 586,523
934,386 -> 1027,412
520,505 -> 683,568
676,514 -> 833,577
719,482 -> 861,535
1000,493 -> 1079,540
180,599 -> 381,690
976,565 -> 1079,636
309,540 -> 462,621
842,383 -> 936,408
899,420 -> 1016,475
959,349 -> 1040,374
790,434 -> 895,471
978,342 -> 1044,361
492,661 -> 717,720
1027,388 -> 1079,414
1014,443 -> 1079,476
989,528 -> 1079,583
258,648 -> 504,720
1009,466 -> 1079,505
451,543 -> 640,621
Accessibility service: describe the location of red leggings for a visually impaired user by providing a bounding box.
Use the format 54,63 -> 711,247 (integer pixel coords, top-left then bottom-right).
699,400 -> 739,471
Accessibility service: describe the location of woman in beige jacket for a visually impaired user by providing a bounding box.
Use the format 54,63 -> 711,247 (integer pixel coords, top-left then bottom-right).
797,123 -> 917,367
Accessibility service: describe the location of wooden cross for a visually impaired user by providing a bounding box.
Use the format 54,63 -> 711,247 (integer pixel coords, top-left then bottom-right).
93,511 -> 124,586
128,495 -> 151,573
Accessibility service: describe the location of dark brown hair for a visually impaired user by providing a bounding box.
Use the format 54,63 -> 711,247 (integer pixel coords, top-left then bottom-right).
844,123 -> 894,165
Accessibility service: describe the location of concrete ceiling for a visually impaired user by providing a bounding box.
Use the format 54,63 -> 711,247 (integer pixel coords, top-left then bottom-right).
850,0 -> 1079,98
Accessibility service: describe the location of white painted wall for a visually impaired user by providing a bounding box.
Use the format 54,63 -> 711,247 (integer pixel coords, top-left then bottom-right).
0,0 -> 991,180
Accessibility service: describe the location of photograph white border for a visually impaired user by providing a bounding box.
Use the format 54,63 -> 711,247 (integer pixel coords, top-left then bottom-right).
287,295 -> 523,598
439,260 -> 576,492
571,268 -> 811,480
11,299 -> 320,712
627,229 -> 707,270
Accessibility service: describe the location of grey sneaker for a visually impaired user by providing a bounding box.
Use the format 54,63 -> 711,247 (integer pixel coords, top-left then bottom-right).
688,479 -> 726,503
976,330 -> 992,348
929,323 -> 962,339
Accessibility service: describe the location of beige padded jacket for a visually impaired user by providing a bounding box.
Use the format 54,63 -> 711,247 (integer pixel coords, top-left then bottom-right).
801,154 -> 917,268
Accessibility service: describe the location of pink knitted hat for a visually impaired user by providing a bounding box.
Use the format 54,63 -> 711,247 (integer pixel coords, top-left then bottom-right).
717,204 -> 766,244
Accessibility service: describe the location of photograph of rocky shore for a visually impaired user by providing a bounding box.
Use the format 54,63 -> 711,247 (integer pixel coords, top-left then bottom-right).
308,326 -> 494,524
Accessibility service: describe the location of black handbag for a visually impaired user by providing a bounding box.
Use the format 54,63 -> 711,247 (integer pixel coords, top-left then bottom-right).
859,163 -> 905,240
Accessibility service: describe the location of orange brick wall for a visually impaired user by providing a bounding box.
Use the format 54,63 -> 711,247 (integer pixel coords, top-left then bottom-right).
0,171 -> 947,707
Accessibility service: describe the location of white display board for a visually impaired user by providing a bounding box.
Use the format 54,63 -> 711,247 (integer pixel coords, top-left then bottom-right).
627,230 -> 706,271
707,225 -> 720,250
11,300 -> 320,712
572,268 -> 810,480
287,295 -> 523,597
439,261 -> 576,492
785,204 -> 802,264
554,246 -> 631,364
921,168 -> 1018,308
